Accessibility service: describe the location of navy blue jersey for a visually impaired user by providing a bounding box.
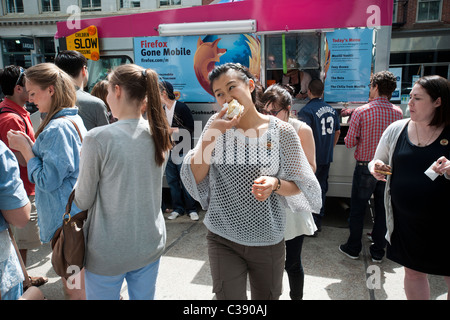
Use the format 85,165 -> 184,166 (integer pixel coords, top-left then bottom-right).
298,98 -> 340,165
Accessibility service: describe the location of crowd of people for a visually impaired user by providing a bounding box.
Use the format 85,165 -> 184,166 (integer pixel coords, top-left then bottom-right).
0,52 -> 449,300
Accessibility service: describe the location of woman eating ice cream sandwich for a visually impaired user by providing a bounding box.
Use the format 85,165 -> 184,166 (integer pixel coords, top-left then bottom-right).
180,63 -> 321,300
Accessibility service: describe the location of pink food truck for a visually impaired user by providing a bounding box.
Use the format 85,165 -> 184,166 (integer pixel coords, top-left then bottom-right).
55,0 -> 396,199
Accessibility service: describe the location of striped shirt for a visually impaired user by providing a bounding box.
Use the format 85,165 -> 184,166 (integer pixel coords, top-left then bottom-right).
344,97 -> 403,161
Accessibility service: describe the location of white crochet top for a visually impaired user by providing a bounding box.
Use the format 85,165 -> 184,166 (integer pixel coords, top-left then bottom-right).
181,114 -> 322,246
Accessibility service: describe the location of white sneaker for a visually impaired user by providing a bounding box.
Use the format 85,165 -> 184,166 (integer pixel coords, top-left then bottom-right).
189,212 -> 199,221
168,211 -> 180,220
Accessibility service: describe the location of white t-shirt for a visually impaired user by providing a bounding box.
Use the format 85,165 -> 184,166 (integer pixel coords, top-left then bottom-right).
164,100 -> 176,127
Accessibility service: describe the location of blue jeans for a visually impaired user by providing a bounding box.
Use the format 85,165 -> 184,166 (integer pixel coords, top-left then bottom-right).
312,164 -> 330,229
345,164 -> 386,258
165,152 -> 197,214
85,259 -> 160,300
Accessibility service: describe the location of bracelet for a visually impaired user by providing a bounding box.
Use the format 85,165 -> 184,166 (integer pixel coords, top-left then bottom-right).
273,177 -> 281,191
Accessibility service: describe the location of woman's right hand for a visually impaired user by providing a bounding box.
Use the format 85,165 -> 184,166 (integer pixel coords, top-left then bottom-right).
7,130 -> 33,152
371,160 -> 392,182
191,107 -> 240,183
208,105 -> 240,134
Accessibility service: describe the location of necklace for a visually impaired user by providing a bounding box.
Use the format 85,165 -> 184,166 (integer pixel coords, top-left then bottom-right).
414,122 -> 438,147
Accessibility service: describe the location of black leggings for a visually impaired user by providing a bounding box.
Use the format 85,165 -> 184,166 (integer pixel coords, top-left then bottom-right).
285,235 -> 305,300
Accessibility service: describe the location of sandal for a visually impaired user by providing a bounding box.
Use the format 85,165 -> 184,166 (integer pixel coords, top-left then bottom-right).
29,276 -> 48,287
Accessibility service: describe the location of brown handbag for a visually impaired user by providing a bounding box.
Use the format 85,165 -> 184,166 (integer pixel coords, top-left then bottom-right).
51,116 -> 87,279
51,189 -> 87,279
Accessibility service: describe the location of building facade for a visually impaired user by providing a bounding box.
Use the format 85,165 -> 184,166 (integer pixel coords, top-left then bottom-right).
1,0 -> 449,92
390,0 -> 450,95
0,0 -> 203,68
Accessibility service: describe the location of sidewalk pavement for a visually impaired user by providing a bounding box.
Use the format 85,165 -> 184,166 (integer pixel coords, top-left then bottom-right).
25,210 -> 448,300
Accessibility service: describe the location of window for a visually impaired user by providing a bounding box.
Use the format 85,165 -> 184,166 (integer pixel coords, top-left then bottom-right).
120,0 -> 140,8
81,0 -> 101,11
160,0 -> 181,7
389,50 -> 450,97
265,33 -> 320,89
86,56 -> 133,92
417,0 -> 441,22
5,0 -> 24,13
393,0 -> 398,23
41,0 -> 60,12
40,37 -> 57,63
1,38 -> 33,68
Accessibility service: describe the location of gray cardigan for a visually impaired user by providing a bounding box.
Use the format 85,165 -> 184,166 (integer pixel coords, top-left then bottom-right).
74,119 -> 167,276
369,118 -> 450,243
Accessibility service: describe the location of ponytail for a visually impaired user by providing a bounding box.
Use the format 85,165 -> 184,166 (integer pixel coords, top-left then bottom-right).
108,64 -> 172,166
143,68 -> 173,166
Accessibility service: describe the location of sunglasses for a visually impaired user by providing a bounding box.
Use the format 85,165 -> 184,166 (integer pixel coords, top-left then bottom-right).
264,108 -> 285,116
15,67 -> 25,87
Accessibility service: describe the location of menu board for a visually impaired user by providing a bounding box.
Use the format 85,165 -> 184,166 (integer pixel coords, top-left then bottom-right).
323,28 -> 373,102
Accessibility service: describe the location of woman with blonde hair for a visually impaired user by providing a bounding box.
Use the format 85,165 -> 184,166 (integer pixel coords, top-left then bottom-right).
74,64 -> 172,300
7,62 -> 87,299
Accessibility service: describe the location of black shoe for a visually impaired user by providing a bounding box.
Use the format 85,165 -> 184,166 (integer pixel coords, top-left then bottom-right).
371,256 -> 382,263
339,244 -> 359,260
369,244 -> 384,263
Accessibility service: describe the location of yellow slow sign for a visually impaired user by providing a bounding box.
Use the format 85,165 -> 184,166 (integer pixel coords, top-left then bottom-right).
66,25 -> 100,61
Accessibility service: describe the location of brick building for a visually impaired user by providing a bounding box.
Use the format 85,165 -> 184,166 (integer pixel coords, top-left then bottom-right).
390,0 -> 450,95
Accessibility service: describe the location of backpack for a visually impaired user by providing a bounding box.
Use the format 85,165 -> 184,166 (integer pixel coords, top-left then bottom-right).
0,107 -> 29,134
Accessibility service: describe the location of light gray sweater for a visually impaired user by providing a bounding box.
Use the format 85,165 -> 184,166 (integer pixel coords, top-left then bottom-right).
74,119 -> 167,276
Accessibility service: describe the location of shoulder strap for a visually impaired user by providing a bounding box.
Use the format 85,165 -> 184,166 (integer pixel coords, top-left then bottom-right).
57,116 -> 83,143
0,107 -> 28,135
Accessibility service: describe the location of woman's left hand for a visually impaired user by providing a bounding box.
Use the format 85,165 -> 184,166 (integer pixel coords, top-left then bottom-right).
252,176 -> 278,202
432,156 -> 450,176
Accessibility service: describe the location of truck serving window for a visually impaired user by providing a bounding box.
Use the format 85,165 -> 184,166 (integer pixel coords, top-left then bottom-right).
265,33 -> 320,90
86,55 -> 132,92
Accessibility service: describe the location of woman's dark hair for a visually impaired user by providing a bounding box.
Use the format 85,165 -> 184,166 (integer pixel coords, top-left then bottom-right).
91,80 -> 110,110
261,84 -> 292,112
415,75 -> 450,127
108,64 -> 172,166
208,63 -> 259,104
